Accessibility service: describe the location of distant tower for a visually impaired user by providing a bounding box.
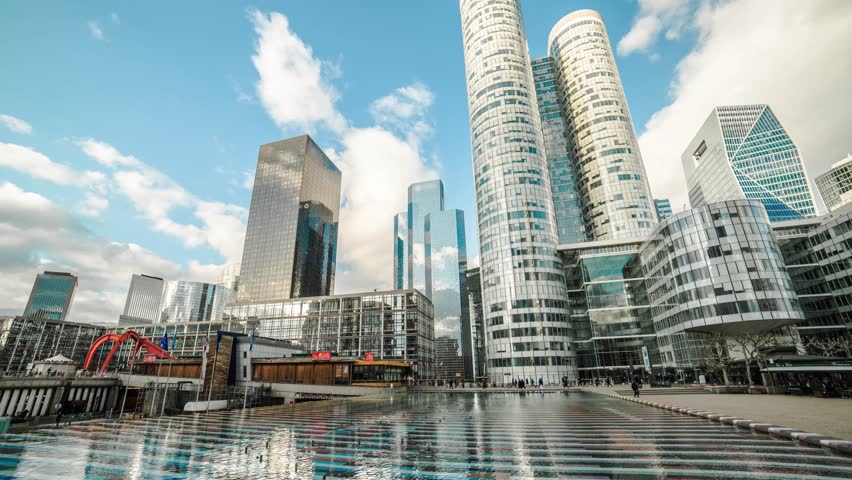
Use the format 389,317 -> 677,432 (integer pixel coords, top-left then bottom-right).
392,212 -> 407,290
460,0 -> 574,384
238,135 -> 341,303
120,274 -> 164,324
217,263 -> 241,294
548,9 -> 657,240
654,199 -> 673,221
23,271 -> 77,321
816,154 -> 852,212
682,104 -> 817,222
407,180 -> 444,298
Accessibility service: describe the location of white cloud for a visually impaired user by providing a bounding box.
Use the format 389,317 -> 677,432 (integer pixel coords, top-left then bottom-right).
0,114 -> 32,134
638,0 -> 852,211
0,182 -> 186,323
78,140 -> 247,263
242,170 -> 255,190
333,127 -> 438,293
0,142 -> 105,188
249,9 -> 346,134
77,138 -> 141,167
618,0 -> 690,56
78,192 -> 109,217
88,21 -> 104,40
246,11 -> 440,293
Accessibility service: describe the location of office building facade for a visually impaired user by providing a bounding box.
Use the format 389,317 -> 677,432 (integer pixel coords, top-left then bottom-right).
120,274 -> 164,324
682,104 -> 817,222
460,0 -> 574,384
774,203 -> 852,348
0,316 -> 105,374
23,272 -> 78,322
158,281 -> 236,324
238,135 -> 341,303
548,10 -> 657,240
815,155 -> 852,212
463,267 -> 486,380
531,56 -> 586,244
654,199 -> 673,221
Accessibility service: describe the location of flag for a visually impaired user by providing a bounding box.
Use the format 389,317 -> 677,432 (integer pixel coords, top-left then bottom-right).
160,330 -> 169,351
171,327 -> 178,351
249,329 -> 256,352
215,330 -> 222,353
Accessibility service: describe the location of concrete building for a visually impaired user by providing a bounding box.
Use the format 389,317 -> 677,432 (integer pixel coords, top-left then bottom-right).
548,10 -> 657,240
815,154 -> 852,212
238,135 -> 341,303
120,274 -> 164,324
217,263 -> 241,294
460,0 -> 574,385
23,271 -> 77,322
682,105 -> 817,222
654,199 -> 673,221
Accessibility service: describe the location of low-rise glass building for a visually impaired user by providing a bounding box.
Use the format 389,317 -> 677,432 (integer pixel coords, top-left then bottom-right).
0,316 -> 105,374
112,289 -> 435,379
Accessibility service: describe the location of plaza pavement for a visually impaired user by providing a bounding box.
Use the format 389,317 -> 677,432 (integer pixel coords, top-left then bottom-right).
585,385 -> 852,441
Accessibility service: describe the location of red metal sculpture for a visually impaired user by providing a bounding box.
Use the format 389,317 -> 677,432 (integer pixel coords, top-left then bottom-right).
83,330 -> 173,374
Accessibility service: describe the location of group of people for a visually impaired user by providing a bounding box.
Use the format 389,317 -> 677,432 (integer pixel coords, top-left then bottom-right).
512,377 -> 544,389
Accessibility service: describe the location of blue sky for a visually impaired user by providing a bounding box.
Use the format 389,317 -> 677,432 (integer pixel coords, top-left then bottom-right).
2,1 -> 850,322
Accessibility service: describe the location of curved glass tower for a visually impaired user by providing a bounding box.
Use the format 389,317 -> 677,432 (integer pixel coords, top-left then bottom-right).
548,10 -> 657,240
460,0 -> 574,384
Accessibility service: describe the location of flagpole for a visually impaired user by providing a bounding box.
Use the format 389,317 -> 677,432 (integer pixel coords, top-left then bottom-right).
161,326 -> 176,416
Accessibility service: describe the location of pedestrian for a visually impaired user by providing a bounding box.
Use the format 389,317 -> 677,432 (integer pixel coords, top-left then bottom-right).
538,377 -> 543,388
631,379 -> 640,398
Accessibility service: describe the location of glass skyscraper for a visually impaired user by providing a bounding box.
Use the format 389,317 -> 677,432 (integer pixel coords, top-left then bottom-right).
238,135 -> 341,303
120,274 -> 164,324
23,271 -> 77,322
460,0 -> 574,384
407,180 -> 444,298
426,208 -> 470,378
158,281 -> 235,324
395,179 -> 471,379
682,104 -> 817,222
548,10 -> 657,240
531,56 -> 587,244
392,212 -> 408,290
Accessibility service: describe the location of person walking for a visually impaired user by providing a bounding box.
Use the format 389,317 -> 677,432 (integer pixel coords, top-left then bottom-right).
631,379 -> 640,398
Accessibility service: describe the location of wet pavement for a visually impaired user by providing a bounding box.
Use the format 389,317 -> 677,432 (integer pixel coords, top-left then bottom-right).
0,391 -> 850,479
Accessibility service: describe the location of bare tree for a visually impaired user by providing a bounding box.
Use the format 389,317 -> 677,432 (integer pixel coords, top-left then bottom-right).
736,331 -> 779,386
702,332 -> 735,385
802,334 -> 852,358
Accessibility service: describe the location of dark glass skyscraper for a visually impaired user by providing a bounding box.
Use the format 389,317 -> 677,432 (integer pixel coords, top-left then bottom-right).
23,271 -> 77,322
238,135 -> 341,303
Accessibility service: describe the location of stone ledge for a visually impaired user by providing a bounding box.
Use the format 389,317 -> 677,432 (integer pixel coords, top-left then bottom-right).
585,389 -> 852,458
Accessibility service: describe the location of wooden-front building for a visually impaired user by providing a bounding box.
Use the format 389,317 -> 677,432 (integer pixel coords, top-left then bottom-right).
252,357 -> 411,387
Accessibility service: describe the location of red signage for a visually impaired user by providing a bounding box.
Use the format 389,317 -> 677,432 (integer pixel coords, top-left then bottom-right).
143,354 -> 158,363
364,352 -> 374,362
311,351 -> 332,362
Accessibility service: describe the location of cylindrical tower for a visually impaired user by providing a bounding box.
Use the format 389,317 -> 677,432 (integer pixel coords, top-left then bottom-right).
460,0 -> 575,384
549,10 -> 657,240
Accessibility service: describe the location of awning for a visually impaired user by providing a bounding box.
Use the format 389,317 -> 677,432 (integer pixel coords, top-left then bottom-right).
762,366 -> 852,373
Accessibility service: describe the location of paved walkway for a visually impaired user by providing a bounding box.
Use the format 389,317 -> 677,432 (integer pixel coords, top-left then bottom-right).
592,386 -> 852,441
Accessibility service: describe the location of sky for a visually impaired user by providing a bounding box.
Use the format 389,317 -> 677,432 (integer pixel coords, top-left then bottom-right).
1,0 -> 850,323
